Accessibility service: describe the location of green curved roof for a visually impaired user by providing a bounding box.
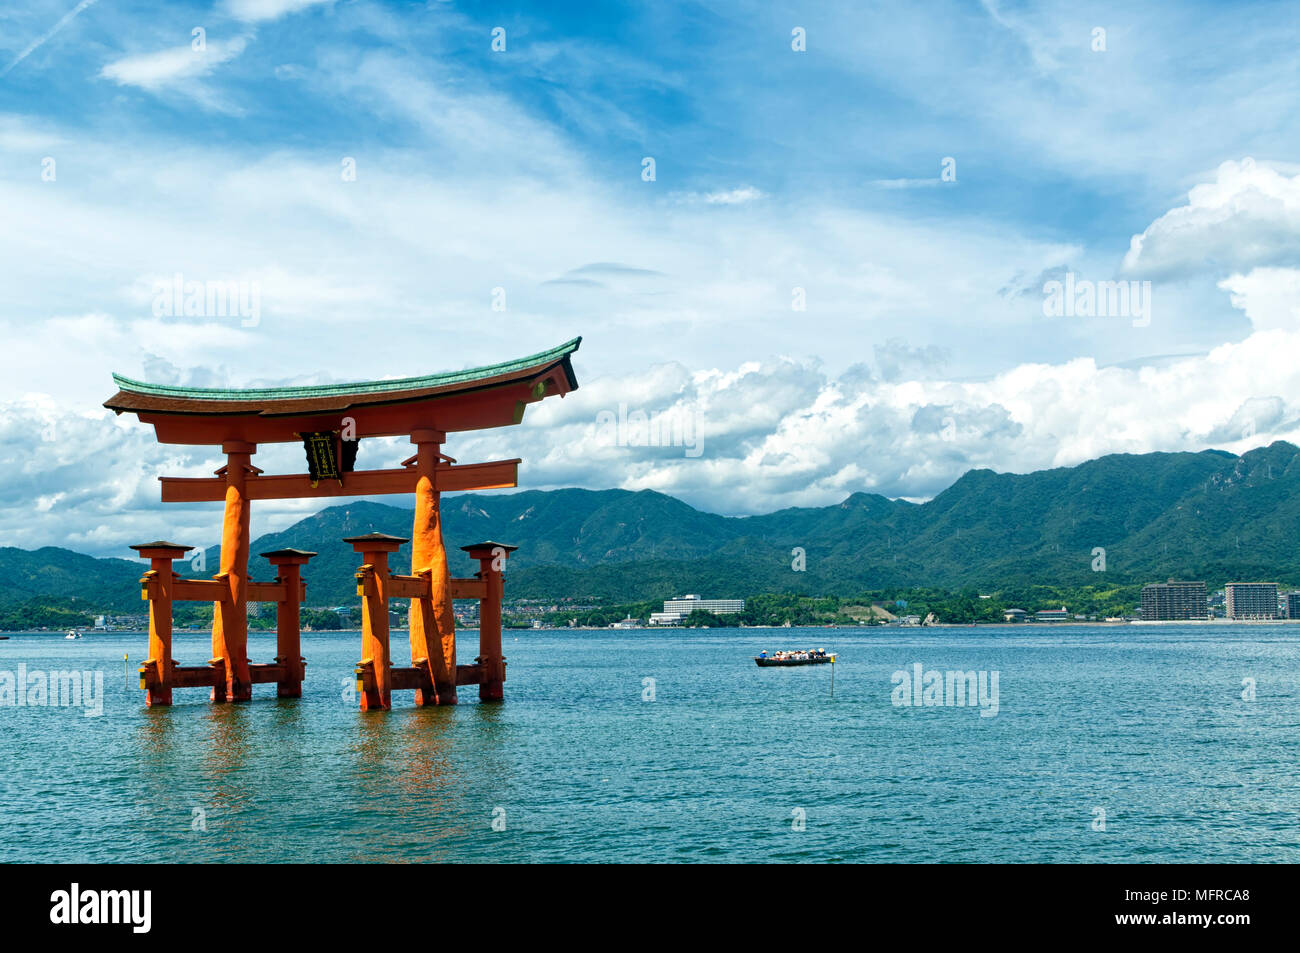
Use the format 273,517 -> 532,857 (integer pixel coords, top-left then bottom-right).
110,336 -> 581,402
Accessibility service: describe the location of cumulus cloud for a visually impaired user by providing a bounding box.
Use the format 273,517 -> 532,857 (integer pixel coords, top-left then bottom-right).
1218,267 -> 1300,332
1203,396 -> 1296,444
874,339 -> 951,382
0,391 -> 358,554
0,397 -> 194,552
16,310 -> 1300,556
432,322 -> 1300,520
1122,158 -> 1300,279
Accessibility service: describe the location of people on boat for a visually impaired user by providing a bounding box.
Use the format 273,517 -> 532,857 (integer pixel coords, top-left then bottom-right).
761,648 -> 833,661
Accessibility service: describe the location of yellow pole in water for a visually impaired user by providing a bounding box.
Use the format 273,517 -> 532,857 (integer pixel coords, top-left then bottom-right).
830,655 -> 834,697
124,652 -> 129,685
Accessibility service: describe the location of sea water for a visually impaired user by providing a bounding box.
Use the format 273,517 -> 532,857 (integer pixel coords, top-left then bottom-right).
1,625 -> 1297,862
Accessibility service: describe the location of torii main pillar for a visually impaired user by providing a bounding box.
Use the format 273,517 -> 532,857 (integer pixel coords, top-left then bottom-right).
211,440 -> 255,702
408,429 -> 458,705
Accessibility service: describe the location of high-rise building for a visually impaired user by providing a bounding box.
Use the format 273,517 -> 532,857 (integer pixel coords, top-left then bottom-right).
1225,582 -> 1279,620
649,594 -> 745,625
1286,592 -> 1300,620
1140,580 -> 1207,621
662,594 -> 744,615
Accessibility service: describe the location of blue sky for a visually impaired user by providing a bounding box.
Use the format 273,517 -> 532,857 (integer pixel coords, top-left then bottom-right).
3,0 -> 1300,555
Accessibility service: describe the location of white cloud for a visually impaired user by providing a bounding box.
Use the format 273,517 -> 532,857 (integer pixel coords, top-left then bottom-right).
701,186 -> 765,205
244,279 -> 1261,521
1218,267 -> 1300,332
221,0 -> 333,23
13,282 -> 1300,554
1123,158 -> 1300,279
672,186 -> 767,205
100,38 -> 249,91
485,323 -> 1300,517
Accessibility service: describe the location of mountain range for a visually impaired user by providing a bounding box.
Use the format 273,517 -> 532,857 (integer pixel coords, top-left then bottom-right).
5,441 -> 1300,611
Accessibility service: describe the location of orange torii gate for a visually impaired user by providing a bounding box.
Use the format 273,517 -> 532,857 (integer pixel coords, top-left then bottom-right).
104,338 -> 581,709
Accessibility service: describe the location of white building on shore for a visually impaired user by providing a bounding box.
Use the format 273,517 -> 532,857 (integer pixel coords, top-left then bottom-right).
649,594 -> 745,625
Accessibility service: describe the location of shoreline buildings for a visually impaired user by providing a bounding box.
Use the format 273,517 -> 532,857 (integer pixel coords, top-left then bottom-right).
1225,582 -> 1279,620
1140,580 -> 1208,621
1286,591 -> 1300,620
649,594 -> 745,626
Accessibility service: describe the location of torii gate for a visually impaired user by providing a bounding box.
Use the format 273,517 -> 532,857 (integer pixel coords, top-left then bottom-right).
104,337 -> 581,709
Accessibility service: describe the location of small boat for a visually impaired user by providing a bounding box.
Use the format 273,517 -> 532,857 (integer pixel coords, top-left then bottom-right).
754,649 -> 835,667
65,630 -> 82,640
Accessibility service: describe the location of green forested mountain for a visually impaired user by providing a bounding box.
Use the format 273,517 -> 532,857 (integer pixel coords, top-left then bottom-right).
0,546 -> 143,613
7,442 -> 1300,611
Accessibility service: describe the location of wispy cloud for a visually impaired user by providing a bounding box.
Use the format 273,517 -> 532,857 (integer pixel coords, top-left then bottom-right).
702,186 -> 765,205
568,263 -> 665,278
675,186 -> 767,205
870,178 -> 945,189
100,38 -> 249,92
542,262 -> 666,290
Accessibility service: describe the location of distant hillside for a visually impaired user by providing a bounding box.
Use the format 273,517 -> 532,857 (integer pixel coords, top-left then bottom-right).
7,442 -> 1300,610
0,546 -> 143,613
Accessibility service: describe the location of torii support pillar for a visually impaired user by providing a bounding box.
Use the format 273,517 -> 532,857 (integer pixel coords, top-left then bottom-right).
261,548 -> 315,698
211,440 -> 257,702
131,541 -> 193,707
463,541 -> 516,702
347,533 -> 406,711
408,428 -> 458,705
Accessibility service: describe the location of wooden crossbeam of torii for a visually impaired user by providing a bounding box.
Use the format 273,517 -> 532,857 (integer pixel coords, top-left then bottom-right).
158,458 -> 521,503
144,566 -> 487,603
105,337 -> 582,710
141,572 -> 306,604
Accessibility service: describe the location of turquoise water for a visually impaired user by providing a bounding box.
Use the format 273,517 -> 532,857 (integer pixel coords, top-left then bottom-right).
1,625 -> 1298,862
